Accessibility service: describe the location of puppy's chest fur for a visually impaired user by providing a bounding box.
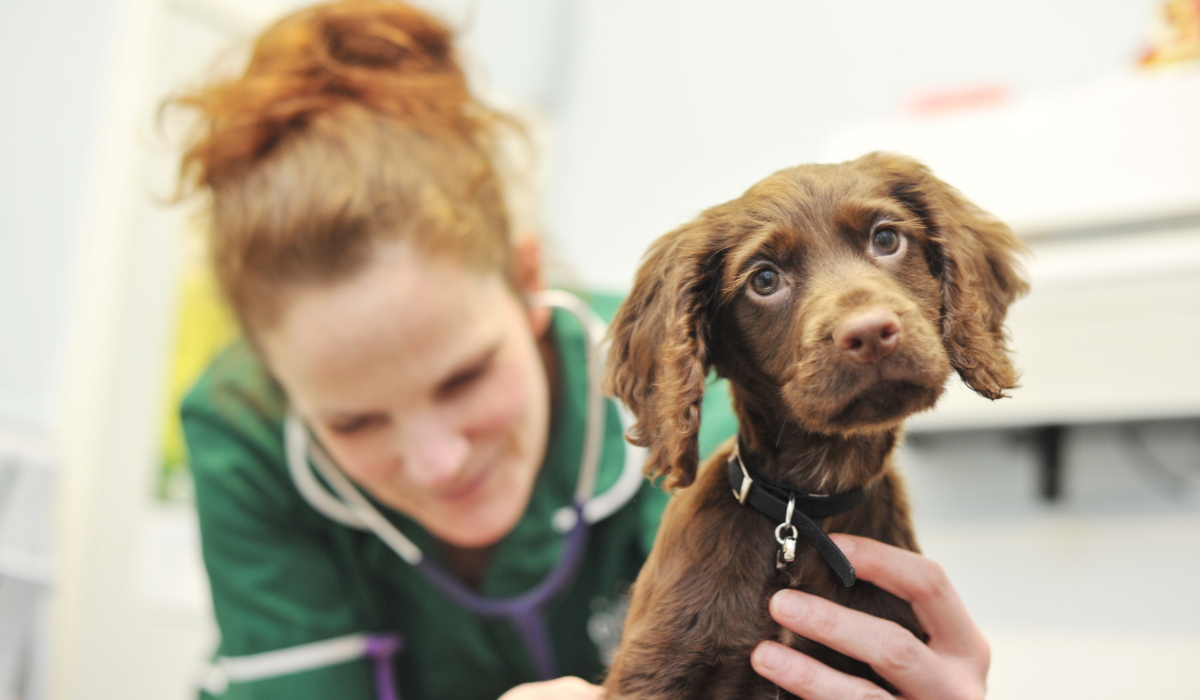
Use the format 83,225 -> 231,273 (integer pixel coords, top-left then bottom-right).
605,438 -> 924,700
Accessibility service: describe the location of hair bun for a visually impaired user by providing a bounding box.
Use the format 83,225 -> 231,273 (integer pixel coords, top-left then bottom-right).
176,0 -> 490,191
304,2 -> 471,122
321,3 -> 451,70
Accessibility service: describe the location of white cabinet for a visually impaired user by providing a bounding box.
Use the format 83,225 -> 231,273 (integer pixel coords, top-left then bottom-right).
824,69 -> 1200,432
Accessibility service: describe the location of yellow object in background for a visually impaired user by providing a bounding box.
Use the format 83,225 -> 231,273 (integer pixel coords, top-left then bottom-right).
159,235 -> 238,500
1140,0 -> 1200,66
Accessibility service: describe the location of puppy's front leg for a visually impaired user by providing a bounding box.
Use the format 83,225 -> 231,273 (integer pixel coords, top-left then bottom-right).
604,464 -> 779,699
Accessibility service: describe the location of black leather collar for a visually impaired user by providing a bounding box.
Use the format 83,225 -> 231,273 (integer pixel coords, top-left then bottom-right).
727,438 -> 866,587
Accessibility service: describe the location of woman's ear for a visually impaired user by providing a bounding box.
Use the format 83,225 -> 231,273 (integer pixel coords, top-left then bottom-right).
603,219 -> 723,490
866,152 -> 1030,399
513,233 -> 551,337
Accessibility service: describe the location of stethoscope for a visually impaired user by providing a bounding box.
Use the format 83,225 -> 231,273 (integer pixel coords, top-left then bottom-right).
200,291 -> 647,698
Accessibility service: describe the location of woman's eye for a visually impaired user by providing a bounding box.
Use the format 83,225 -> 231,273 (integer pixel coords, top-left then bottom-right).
440,353 -> 493,396
872,228 -> 901,255
750,268 -> 781,296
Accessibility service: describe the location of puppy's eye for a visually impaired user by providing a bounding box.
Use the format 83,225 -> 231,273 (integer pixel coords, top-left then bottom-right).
872,228 -> 901,255
750,268 -> 781,295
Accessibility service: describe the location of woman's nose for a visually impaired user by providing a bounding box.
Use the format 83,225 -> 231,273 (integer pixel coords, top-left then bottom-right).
401,417 -> 471,488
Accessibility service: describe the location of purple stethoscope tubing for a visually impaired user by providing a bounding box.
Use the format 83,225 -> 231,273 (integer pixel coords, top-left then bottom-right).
363,634 -> 403,700
412,502 -> 590,681
288,291 -> 640,693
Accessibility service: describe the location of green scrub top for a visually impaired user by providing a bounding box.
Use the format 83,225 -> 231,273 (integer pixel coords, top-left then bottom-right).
182,292 -> 738,700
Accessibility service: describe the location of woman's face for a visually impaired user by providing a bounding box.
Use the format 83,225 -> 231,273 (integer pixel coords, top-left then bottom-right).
260,242 -> 550,549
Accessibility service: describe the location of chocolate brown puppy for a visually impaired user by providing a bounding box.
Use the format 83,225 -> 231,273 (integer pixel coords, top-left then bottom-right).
601,152 -> 1027,699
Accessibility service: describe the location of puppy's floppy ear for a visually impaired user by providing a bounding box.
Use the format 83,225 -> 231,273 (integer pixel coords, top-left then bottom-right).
867,152 -> 1029,399
603,219 -> 723,490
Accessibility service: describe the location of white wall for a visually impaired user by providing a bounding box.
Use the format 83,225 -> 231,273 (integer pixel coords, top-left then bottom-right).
0,0 -> 121,430
43,6 -> 236,700
542,0 -> 1159,290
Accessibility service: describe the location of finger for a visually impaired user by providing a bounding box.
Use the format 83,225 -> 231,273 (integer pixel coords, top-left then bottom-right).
830,534 -> 987,657
500,677 -> 602,700
751,640 -> 895,700
555,677 -> 604,699
769,589 -> 957,699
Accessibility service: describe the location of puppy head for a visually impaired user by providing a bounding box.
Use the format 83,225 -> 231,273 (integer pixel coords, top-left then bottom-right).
604,153 -> 1028,489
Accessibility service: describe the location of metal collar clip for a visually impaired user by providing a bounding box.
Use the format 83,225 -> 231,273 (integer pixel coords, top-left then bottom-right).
774,495 -> 798,570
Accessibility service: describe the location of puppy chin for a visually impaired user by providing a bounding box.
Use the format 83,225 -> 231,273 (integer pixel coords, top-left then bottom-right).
785,352 -> 951,436
833,381 -> 944,430
786,381 -> 941,436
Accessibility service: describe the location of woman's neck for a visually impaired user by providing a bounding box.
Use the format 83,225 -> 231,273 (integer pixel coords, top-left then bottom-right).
437,541 -> 497,590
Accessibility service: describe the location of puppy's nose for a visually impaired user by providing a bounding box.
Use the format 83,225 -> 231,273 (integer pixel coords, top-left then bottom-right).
833,309 -> 901,365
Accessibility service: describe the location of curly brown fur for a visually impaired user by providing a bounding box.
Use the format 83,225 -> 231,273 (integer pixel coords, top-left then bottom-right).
601,153 -> 1027,699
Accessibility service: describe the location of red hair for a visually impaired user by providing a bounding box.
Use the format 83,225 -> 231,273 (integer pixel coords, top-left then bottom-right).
173,0 -> 515,334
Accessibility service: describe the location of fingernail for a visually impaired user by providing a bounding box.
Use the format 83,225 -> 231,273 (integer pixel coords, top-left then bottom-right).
773,589 -> 807,620
754,642 -> 787,671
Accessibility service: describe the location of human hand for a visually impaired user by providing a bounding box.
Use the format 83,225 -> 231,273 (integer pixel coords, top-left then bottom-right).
751,534 -> 990,699
498,676 -> 604,700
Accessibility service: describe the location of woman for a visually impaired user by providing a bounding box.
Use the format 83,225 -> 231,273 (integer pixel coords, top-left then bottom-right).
176,2 -> 989,699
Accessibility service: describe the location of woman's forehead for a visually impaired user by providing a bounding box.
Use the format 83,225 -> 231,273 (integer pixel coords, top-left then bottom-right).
260,244 -> 516,408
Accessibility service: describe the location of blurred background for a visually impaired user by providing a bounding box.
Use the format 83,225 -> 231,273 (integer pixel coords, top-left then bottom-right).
1,0 -> 1198,698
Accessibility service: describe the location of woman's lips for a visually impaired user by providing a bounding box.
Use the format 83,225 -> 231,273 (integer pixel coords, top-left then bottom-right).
436,466 -> 491,502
